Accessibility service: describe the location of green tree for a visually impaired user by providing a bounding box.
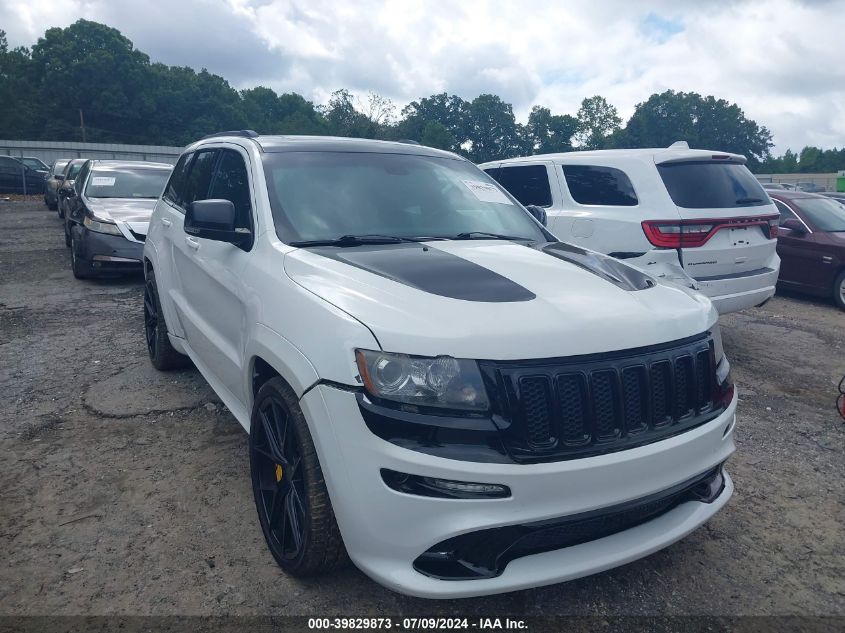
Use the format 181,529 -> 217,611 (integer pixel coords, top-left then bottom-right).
397,93 -> 470,152
618,90 -> 773,166
465,94 -> 526,163
419,121 -> 455,150
575,96 -> 621,150
526,105 -> 578,154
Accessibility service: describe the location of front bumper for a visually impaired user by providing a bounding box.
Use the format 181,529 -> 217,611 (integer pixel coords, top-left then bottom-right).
76,227 -> 144,272
299,385 -> 737,598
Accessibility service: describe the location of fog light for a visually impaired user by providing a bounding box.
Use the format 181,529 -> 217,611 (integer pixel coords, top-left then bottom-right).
381,469 -> 510,499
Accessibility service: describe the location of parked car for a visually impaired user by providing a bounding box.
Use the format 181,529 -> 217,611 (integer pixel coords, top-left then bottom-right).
56,158 -> 88,218
64,160 -> 172,278
19,156 -> 50,173
821,191 -> 845,207
480,143 -> 780,314
769,191 -> 845,310
44,159 -> 70,210
143,132 -> 736,598
796,182 -> 825,193
762,183 -> 788,191
0,155 -> 48,194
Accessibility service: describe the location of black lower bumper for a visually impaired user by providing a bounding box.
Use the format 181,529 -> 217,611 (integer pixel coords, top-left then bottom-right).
76,226 -> 143,274
413,465 -> 726,581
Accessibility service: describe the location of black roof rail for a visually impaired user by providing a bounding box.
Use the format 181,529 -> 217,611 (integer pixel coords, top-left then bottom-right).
201,130 -> 259,140
397,139 -> 421,145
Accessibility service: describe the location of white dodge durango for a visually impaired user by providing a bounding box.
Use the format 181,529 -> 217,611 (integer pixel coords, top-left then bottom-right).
143,133 -> 737,598
480,143 -> 781,314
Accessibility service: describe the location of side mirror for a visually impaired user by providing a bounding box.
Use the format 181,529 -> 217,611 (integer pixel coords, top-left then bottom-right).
525,204 -> 548,227
55,174 -> 65,181
781,218 -> 806,235
66,188 -> 76,198
185,199 -> 252,248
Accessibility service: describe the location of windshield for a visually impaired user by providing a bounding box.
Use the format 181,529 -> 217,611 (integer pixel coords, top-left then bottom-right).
794,197 -> 845,232
66,162 -> 84,180
657,161 -> 769,208
85,167 -> 171,199
21,158 -> 47,171
52,160 -> 69,175
263,151 -> 547,244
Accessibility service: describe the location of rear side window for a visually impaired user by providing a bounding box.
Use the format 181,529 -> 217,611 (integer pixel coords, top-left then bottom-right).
488,165 -> 552,207
163,153 -> 193,210
773,199 -> 797,225
561,165 -> 638,206
208,150 -> 252,230
0,157 -> 19,174
657,161 -> 768,209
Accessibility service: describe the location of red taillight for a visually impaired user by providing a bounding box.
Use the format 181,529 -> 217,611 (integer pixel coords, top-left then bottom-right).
642,215 -> 780,248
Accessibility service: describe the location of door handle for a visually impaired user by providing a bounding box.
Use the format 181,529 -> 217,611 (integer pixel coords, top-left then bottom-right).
161,217 -> 172,227
185,236 -> 200,250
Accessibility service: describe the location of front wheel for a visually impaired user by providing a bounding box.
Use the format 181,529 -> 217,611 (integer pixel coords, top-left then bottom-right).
834,270 -> 845,311
70,233 -> 90,279
249,378 -> 346,576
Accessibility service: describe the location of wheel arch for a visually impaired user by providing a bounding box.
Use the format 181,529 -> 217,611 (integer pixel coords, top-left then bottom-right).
246,325 -> 320,411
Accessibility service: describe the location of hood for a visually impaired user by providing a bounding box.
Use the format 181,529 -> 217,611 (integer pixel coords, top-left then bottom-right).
283,240 -> 716,360
85,197 -> 158,223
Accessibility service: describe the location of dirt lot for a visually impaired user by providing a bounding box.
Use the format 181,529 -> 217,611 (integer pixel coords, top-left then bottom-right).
1,198 -> 843,617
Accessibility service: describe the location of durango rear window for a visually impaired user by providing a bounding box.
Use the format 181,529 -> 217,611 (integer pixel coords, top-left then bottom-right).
657,161 -> 768,208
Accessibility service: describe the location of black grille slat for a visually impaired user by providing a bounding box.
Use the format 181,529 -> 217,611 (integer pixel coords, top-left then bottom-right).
499,334 -> 722,462
590,370 -> 620,439
519,376 -> 553,446
674,356 -> 694,418
555,374 -> 588,444
621,366 -> 647,433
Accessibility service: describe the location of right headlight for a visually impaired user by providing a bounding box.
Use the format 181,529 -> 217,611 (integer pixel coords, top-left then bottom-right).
712,322 -> 725,364
84,215 -> 122,236
355,349 -> 489,411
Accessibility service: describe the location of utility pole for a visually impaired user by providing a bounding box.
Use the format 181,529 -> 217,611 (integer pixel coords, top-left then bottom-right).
79,109 -> 87,143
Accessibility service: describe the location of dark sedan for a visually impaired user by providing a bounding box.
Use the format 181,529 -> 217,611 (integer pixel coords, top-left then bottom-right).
44,159 -> 70,210
64,160 -> 172,278
0,156 -> 47,194
770,191 -> 845,310
56,158 -> 88,218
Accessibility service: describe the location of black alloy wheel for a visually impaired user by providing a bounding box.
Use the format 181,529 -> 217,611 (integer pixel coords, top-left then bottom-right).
143,269 -> 189,370
249,378 -> 346,576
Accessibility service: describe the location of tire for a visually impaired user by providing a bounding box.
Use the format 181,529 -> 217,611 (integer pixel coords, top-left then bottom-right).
144,269 -> 190,370
70,233 -> 91,279
48,199 -> 57,211
58,201 -> 64,219
249,378 -> 347,576
64,220 -> 71,247
834,270 -> 845,311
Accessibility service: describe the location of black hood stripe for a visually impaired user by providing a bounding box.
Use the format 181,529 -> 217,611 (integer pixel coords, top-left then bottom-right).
309,243 -> 536,303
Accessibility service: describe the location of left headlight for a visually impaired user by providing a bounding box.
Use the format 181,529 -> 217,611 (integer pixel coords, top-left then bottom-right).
84,215 -> 122,236
355,350 -> 489,411
712,322 -> 724,363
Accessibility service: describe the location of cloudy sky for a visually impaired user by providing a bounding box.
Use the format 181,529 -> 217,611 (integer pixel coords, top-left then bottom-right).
4,0 -> 844,153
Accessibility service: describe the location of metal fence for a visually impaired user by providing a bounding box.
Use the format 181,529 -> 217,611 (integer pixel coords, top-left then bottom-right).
0,139 -> 184,166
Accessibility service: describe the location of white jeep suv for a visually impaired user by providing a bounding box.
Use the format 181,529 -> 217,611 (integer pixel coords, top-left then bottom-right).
143,132 -> 737,598
480,143 -> 780,314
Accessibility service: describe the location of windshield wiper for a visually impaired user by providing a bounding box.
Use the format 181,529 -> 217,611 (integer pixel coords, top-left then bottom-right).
451,231 -> 534,241
290,234 -> 437,247
736,197 -> 765,205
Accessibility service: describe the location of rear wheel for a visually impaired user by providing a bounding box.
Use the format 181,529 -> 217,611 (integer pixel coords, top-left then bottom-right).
64,220 -> 71,247
58,201 -> 64,219
834,270 -> 845,311
144,269 -> 190,370
249,378 -> 346,576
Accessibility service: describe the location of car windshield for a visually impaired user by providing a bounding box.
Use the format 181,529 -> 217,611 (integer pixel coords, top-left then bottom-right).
66,162 -> 84,179
262,151 -> 546,244
85,166 -> 171,199
21,158 -> 47,170
52,160 -> 69,175
794,197 -> 845,232
657,161 -> 769,208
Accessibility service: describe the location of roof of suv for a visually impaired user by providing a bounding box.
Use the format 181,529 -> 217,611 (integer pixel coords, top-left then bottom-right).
197,134 -> 460,160
482,147 -> 747,166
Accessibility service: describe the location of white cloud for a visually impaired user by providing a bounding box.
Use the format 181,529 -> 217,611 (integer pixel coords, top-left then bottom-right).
2,0 -> 844,152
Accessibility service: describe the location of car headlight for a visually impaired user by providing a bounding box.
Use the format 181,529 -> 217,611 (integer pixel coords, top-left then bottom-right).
355,350 -> 489,411
84,216 -> 122,236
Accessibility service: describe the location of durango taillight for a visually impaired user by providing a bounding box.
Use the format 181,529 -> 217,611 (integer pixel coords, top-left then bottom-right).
642,215 -> 780,248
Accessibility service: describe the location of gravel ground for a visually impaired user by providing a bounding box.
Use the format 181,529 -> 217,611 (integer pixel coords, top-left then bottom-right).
1,198 -> 843,617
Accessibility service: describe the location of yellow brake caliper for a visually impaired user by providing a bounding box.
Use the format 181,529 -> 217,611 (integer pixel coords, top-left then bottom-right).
275,464 -> 284,483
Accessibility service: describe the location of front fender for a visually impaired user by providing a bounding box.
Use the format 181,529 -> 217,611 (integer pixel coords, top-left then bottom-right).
245,324 -> 321,409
